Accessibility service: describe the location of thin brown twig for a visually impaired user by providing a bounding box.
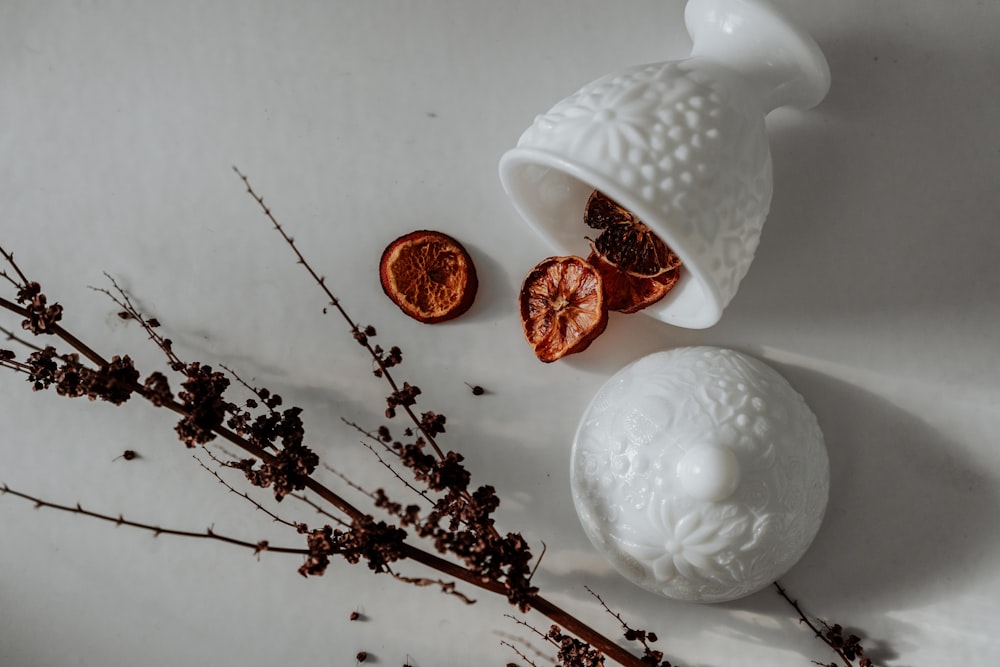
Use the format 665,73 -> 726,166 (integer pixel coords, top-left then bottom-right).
0,269 -> 21,290
218,363 -> 276,411
340,419 -> 435,505
586,586 -> 667,663
92,276 -> 186,370
505,614 -> 557,647
386,568 -> 476,605
774,582 -> 854,667
359,439 -> 435,506
341,418 -> 397,456
232,166 -> 448,460
586,585 -> 628,628
495,630 -> 555,666
1,324 -> 45,352
499,639 -> 542,667
195,452 -> 301,530
289,493 -> 350,527
528,542 -> 548,582
0,245 -> 31,286
323,461 -> 378,500
0,483 -> 306,556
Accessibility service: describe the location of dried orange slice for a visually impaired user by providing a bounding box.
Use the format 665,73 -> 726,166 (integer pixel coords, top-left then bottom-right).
379,230 -> 478,323
519,256 -> 608,363
587,248 -> 680,314
584,188 -> 635,229
584,190 -> 681,278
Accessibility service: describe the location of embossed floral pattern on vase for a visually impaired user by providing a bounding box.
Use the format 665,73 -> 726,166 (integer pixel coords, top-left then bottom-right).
571,347 -> 829,603
500,0 -> 830,327
515,60 -> 772,317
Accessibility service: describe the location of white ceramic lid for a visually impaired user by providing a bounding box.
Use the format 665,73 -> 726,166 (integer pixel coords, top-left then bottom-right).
570,347 -> 829,602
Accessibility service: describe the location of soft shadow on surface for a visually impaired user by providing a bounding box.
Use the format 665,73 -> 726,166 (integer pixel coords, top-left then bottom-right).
764,364 -> 1000,607
490,355 -> 1000,666
714,585 -> 915,667
458,240 -> 516,325
553,34 -> 1000,367
727,33 -> 1000,333
710,362 -> 1000,667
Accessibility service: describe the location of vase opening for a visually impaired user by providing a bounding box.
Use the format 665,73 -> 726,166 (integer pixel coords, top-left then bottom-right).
499,148 -> 724,329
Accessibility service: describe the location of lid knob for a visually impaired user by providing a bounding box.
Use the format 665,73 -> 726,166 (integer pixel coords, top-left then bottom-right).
676,444 -> 740,502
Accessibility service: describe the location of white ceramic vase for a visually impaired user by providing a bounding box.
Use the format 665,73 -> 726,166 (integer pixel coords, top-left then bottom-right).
499,0 -> 830,328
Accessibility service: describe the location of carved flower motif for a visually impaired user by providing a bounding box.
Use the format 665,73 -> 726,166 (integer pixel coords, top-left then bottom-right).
615,498 -> 749,584
543,82 -> 659,162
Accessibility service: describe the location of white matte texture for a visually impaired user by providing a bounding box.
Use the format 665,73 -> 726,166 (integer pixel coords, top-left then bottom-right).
2,1 -> 1000,666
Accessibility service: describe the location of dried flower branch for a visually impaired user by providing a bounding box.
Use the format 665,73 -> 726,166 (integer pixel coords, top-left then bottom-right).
505,615 -> 607,667
586,587 -> 670,666
2,210 -> 652,667
496,628 -> 555,667
500,639 -> 543,667
0,173 -> 876,667
774,583 -> 874,667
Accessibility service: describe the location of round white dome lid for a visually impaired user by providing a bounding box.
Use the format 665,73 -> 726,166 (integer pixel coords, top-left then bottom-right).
570,347 -> 829,603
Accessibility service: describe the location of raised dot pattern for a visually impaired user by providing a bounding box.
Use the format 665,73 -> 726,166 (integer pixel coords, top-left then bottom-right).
518,61 -> 773,308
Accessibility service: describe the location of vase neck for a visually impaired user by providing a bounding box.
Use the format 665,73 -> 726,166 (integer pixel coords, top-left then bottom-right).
684,0 -> 830,114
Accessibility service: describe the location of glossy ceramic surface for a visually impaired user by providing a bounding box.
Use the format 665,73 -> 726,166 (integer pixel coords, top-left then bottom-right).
500,0 -> 830,327
572,347 -> 829,602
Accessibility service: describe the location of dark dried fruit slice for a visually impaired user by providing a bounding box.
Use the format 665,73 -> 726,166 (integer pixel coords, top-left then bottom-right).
584,189 -> 681,278
584,189 -> 635,230
519,256 -> 608,363
587,249 -> 680,314
379,230 -> 478,323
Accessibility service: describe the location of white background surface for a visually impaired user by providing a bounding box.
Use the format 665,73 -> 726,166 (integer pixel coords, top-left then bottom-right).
2,1 -> 999,665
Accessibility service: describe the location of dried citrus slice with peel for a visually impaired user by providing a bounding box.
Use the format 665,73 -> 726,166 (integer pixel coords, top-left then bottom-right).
379,230 -> 478,323
520,256 -> 608,363
587,248 -> 680,314
585,189 -> 681,278
584,189 -> 635,230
